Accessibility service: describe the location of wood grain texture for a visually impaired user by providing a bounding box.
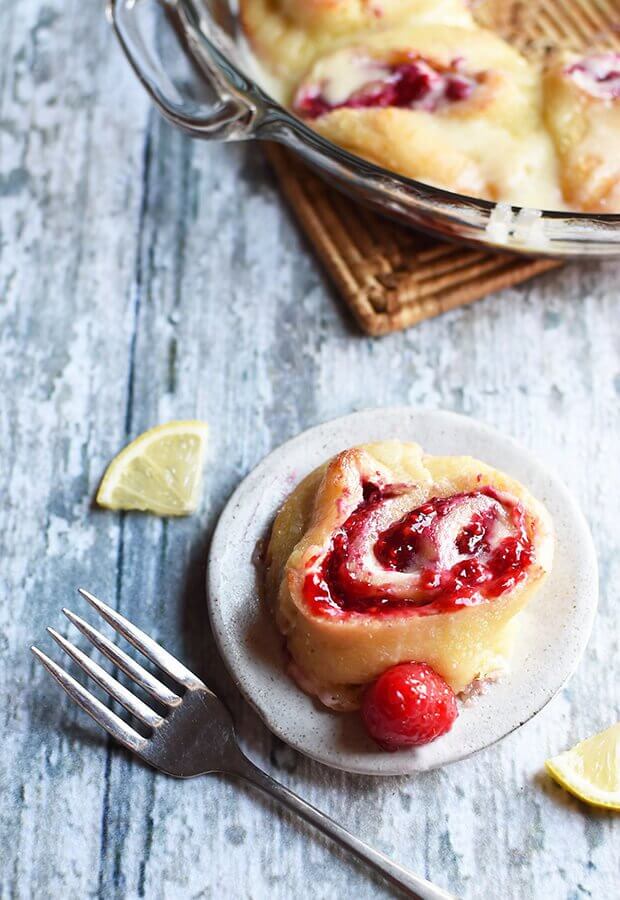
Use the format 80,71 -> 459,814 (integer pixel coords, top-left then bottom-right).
0,3 -> 618,899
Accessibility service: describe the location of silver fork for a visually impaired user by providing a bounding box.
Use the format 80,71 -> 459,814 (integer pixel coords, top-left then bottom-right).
32,589 -> 456,900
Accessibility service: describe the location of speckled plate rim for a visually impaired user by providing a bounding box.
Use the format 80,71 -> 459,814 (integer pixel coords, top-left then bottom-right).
207,408 -> 598,776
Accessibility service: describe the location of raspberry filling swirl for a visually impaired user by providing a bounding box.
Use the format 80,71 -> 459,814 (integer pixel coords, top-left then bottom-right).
294,53 -> 478,119
565,53 -> 620,100
303,484 -> 534,617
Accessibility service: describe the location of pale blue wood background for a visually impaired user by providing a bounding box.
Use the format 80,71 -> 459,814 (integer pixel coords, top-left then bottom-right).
0,2 -> 618,898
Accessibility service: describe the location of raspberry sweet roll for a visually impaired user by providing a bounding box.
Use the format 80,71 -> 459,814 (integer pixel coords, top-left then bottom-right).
543,53 -> 620,212
292,25 -> 563,208
266,441 -> 553,712
240,0 -> 474,92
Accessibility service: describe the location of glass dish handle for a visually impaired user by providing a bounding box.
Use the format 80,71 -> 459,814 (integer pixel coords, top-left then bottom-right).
108,0 -> 254,140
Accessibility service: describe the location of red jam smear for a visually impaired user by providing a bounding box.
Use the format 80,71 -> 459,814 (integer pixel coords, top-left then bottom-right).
566,53 -> 620,99
294,58 -> 476,120
303,485 -> 533,617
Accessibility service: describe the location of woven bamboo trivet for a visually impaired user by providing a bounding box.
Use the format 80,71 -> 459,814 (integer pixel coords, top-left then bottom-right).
266,0 -> 620,336
267,144 -> 560,335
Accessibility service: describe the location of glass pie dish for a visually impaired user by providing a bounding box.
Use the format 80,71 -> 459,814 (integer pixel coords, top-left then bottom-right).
108,0 -> 620,256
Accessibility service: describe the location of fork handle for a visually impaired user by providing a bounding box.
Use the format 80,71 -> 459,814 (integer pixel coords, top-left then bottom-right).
233,757 -> 457,900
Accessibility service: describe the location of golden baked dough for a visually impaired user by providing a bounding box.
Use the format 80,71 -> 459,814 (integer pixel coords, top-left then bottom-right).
240,0 -> 474,91
292,26 -> 564,208
266,442 -> 553,710
242,0 -> 620,210
543,52 -> 620,212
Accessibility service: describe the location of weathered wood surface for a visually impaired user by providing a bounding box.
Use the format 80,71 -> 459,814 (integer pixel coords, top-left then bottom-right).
1,3 -> 619,898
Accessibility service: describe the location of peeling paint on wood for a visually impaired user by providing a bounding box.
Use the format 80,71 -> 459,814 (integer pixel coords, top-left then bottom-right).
1,2 -> 619,898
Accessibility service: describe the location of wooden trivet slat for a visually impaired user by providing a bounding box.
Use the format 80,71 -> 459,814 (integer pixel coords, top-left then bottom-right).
266,144 -> 560,335
266,0 -> 619,335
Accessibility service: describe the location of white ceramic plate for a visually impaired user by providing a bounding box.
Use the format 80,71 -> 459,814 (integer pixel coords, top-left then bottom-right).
207,409 -> 598,775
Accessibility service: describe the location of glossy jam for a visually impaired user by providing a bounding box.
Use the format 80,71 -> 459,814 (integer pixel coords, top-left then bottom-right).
295,58 -> 476,120
566,53 -> 620,100
303,484 -> 533,617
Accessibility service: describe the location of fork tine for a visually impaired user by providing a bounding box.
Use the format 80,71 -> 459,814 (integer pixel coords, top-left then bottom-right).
63,608 -> 181,707
47,628 -> 163,730
31,646 -> 145,753
78,589 -> 203,690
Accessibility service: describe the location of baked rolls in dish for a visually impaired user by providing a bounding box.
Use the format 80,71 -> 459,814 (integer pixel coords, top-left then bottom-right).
240,0 -> 474,91
266,441 -> 553,711
543,53 -> 620,212
242,0 -> 620,211
292,25 -> 563,208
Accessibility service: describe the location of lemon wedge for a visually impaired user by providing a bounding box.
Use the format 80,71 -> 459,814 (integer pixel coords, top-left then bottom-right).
545,723 -> 620,810
97,421 -> 209,516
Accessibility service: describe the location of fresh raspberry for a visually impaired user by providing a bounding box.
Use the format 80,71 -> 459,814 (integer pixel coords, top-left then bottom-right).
361,662 -> 458,750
